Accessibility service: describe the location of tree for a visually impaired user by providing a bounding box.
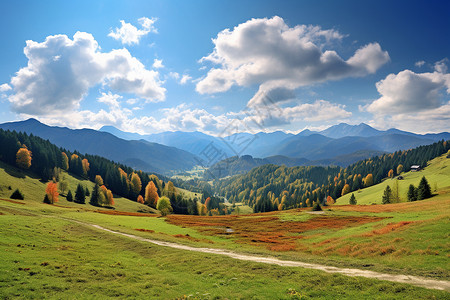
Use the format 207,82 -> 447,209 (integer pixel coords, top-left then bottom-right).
16,146 -> 32,169
388,169 -> 394,178
417,176 -> 432,200
45,182 -> 59,204
95,175 -> 104,186
392,179 -> 400,203
59,180 -> 68,195
81,158 -> 90,178
349,193 -> 357,205
90,184 -> 100,206
341,184 -> 350,196
137,195 -> 144,204
66,190 -> 73,202
397,164 -> 403,175
382,185 -> 393,204
157,196 -> 173,216
10,189 -> 24,200
61,152 -> 69,171
312,202 -> 322,211
407,184 -> 417,201
326,196 -> 334,205
130,172 -> 142,197
145,181 -> 159,207
364,174 -> 373,187
75,183 -> 86,204
166,181 -> 177,200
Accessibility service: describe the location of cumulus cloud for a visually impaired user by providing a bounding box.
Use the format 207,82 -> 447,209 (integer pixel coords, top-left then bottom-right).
152,58 -> 164,69
196,16 -> 389,105
415,60 -> 425,67
108,17 -> 157,45
0,83 -> 11,92
7,32 -> 165,115
98,92 -> 121,109
180,74 -> 192,85
366,69 -> 450,114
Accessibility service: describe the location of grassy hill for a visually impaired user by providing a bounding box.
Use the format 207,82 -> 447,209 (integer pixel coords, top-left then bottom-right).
0,160 -> 154,213
337,154 -> 450,205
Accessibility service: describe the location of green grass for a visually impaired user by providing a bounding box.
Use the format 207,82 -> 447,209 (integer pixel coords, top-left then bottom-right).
337,155 -> 450,205
0,201 -> 448,299
175,186 -> 203,200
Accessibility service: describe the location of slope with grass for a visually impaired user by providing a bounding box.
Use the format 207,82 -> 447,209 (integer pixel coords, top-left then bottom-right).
0,160 -> 154,213
0,199 -> 449,299
337,154 -> 450,205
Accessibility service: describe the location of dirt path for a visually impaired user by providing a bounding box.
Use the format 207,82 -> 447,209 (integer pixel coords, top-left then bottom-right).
86,223 -> 450,292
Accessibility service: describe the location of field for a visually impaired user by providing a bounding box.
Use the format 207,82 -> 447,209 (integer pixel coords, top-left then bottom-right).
0,157 -> 449,298
337,155 -> 450,205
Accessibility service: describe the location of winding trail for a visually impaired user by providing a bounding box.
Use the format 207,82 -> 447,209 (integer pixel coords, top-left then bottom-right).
83,223 -> 450,292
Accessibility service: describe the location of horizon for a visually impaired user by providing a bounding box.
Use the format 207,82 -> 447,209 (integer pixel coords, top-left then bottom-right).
0,0 -> 449,135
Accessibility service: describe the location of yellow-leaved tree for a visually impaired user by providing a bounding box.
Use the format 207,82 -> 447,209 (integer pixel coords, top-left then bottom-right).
16,145 -> 32,169
145,181 -> 159,207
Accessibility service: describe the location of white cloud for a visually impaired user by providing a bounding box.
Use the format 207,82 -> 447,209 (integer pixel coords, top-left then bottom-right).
415,60 -> 425,67
152,58 -> 164,69
0,83 -> 12,92
168,72 -> 180,80
196,16 -> 389,105
180,74 -> 192,85
366,69 -> 450,114
435,58 -> 449,73
98,92 -> 121,109
108,17 -> 157,45
7,32 -> 165,115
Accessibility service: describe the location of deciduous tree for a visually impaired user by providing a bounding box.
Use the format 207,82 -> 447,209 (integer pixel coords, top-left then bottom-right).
145,181 -> 159,207
341,184 -> 350,196
82,158 -> 90,178
137,195 -> 144,204
157,196 -> 173,216
16,146 -> 32,169
130,172 -> 142,197
388,169 -> 394,178
363,174 -> 373,187
61,152 -> 69,170
45,182 -> 59,204
397,164 -> 403,175
95,175 -> 104,186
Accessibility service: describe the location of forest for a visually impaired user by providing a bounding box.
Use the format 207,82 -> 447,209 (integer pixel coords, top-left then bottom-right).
214,140 -> 450,212
0,129 -> 227,215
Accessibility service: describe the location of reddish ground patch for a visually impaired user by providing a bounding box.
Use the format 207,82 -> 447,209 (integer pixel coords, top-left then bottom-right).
363,221 -> 414,236
172,233 -> 214,244
95,210 -> 157,217
167,214 -> 384,252
0,198 -> 26,205
134,228 -> 155,233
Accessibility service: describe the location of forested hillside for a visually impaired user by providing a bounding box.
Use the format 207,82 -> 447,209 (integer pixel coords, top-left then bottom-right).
214,140 -> 450,212
0,129 -> 226,215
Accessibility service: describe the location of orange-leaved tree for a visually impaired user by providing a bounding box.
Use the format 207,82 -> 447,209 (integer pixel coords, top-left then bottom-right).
145,181 -> 159,207
137,195 -> 144,204
81,158 -> 90,177
45,182 -> 59,204
95,175 -> 104,186
16,145 -> 32,169
326,196 -> 335,205
341,184 -> 351,196
388,169 -> 394,178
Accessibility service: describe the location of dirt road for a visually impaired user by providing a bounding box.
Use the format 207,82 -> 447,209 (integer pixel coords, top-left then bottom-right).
87,223 -> 450,291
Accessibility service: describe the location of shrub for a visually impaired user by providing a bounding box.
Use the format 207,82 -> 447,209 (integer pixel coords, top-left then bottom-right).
10,189 -> 24,200
312,202 -> 322,211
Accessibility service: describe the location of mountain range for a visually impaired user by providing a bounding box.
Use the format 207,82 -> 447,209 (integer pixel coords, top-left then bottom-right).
1,119 -> 448,176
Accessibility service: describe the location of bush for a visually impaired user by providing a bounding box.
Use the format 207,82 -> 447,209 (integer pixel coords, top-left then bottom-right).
10,189 -> 24,200
312,202 -> 322,211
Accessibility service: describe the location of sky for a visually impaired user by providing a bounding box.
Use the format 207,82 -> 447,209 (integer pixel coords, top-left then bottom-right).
0,0 -> 449,135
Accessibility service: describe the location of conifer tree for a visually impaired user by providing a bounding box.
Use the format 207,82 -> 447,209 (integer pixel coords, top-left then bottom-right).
407,184 -> 417,201
75,183 -> 86,204
66,190 -> 73,202
417,176 -> 432,200
382,185 -> 393,204
349,193 -> 357,205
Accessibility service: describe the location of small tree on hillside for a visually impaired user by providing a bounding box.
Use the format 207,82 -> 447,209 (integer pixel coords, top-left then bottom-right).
66,190 -> 73,202
407,184 -> 417,201
90,184 -> 100,206
10,189 -> 24,200
75,183 -> 86,204
417,176 -> 432,200
388,169 -> 394,178
45,182 -> 59,204
382,185 -> 393,204
349,193 -> 357,205
397,164 -> 403,175
341,184 -> 351,196
157,196 -> 173,216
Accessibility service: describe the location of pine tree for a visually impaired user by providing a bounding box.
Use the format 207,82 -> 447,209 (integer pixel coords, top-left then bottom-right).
75,183 -> 86,204
382,185 -> 393,204
417,176 -> 432,200
90,184 -> 100,206
349,193 -> 357,205
66,190 -> 73,202
407,184 -> 417,201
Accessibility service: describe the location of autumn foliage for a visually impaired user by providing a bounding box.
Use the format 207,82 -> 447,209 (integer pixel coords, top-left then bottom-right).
45,182 -> 59,204
16,146 -> 32,169
61,152 -> 69,170
137,195 -> 144,204
82,158 -> 90,177
145,181 -> 159,207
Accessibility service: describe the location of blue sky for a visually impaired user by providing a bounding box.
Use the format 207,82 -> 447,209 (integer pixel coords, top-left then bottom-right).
0,0 -> 449,134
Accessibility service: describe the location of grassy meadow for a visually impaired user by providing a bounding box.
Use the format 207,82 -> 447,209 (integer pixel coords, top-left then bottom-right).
0,155 -> 449,298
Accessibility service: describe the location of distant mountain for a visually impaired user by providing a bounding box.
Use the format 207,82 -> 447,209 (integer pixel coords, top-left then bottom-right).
0,119 -> 198,174
319,123 -> 381,138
